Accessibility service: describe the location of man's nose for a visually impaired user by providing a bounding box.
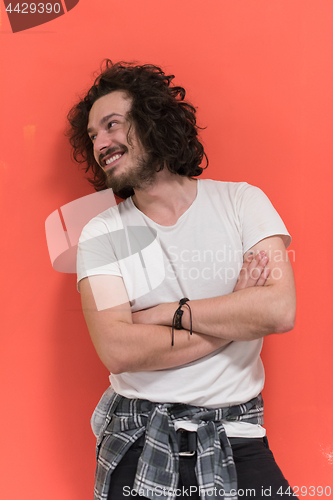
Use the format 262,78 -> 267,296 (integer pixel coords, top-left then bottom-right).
94,131 -> 113,153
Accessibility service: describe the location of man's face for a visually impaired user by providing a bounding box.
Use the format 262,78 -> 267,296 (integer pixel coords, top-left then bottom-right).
87,90 -> 156,194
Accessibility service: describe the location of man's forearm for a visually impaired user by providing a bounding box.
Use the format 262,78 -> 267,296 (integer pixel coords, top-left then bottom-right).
87,318 -> 230,374
133,238 -> 296,341
161,284 -> 295,340
80,276 -> 230,374
123,325 -> 230,373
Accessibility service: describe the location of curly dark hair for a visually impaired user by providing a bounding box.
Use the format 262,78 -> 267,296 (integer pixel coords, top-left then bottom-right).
67,60 -> 208,196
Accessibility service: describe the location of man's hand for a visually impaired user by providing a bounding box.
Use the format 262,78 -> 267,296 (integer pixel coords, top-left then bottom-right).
233,251 -> 270,292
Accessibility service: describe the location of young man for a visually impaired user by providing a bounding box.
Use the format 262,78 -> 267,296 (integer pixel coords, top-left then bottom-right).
68,61 -> 296,500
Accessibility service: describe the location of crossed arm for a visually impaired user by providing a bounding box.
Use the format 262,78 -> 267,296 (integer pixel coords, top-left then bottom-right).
80,235 -> 296,374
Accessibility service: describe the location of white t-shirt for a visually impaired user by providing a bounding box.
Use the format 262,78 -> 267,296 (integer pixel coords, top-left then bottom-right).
77,179 -> 291,437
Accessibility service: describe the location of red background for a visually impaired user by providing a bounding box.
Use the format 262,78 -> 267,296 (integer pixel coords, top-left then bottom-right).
1,0 -> 332,498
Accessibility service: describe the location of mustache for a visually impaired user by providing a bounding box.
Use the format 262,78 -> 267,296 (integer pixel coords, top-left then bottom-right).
99,145 -> 128,166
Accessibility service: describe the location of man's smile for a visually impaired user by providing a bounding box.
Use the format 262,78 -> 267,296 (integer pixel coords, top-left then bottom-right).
99,148 -> 127,169
105,153 -> 124,166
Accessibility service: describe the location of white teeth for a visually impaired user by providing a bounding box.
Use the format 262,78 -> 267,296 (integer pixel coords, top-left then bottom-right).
105,154 -> 122,165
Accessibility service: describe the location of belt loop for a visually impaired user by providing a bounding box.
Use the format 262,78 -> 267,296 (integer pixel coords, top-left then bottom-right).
177,430 -> 197,457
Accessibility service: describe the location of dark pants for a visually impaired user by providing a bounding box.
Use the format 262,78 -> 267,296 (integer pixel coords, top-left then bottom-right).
107,434 -> 296,499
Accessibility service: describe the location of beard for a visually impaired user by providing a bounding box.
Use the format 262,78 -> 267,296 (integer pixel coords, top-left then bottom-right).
104,148 -> 159,199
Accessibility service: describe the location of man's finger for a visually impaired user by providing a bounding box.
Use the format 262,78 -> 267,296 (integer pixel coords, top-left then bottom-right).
234,251 -> 269,291
256,266 -> 270,287
246,252 -> 268,285
234,254 -> 254,290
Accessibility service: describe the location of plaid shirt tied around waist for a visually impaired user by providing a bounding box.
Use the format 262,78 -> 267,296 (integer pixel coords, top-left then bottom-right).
92,389 -> 264,500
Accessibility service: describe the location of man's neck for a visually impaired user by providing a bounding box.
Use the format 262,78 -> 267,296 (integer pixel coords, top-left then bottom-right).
132,171 -> 198,226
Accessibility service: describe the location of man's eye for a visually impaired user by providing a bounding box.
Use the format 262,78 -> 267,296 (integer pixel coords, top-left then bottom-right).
108,121 -> 116,129
90,135 -> 96,142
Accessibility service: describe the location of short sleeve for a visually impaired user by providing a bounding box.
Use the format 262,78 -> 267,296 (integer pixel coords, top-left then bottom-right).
76,216 -> 122,292
236,184 -> 291,253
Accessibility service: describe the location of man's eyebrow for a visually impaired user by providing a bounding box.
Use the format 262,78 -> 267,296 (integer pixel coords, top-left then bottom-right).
87,113 -> 123,134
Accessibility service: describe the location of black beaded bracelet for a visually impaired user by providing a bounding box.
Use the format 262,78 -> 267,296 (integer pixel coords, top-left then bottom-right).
171,297 -> 193,346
